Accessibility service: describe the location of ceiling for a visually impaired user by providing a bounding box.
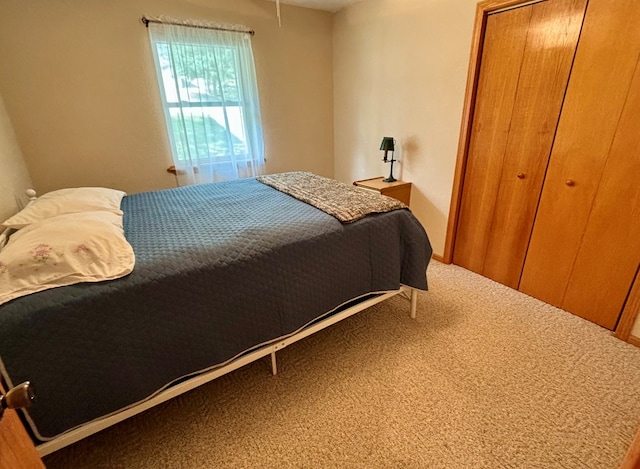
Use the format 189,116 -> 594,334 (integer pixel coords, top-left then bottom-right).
265,0 -> 364,13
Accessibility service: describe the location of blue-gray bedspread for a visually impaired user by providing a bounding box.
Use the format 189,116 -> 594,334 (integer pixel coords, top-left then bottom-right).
0,178 -> 432,441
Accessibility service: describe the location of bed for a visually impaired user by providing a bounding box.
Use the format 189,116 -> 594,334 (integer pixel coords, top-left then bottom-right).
0,173 -> 432,455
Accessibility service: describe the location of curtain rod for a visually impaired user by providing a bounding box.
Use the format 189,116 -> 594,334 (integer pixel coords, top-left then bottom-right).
141,16 -> 255,36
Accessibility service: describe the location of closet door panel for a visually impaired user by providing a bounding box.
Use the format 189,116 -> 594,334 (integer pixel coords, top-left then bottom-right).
482,0 -> 586,287
453,6 -> 531,274
520,0 -> 640,326
561,63 -> 640,329
454,0 -> 585,287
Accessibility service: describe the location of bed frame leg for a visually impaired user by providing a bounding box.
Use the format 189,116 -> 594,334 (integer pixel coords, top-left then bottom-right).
410,289 -> 418,319
271,351 -> 278,375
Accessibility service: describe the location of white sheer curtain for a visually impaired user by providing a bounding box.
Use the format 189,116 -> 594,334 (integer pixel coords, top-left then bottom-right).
148,19 -> 264,186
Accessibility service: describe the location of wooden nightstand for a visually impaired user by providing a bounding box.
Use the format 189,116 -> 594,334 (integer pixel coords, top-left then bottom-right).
353,177 -> 412,206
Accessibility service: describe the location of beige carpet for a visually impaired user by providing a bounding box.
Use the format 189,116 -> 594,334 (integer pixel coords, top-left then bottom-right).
43,261 -> 640,468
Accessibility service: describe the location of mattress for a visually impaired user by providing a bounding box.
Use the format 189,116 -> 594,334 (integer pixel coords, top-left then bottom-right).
0,178 -> 432,440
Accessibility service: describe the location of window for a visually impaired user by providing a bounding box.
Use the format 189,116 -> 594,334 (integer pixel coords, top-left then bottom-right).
148,20 -> 264,185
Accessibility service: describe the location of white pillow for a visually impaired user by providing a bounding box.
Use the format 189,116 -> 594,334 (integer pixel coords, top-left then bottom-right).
0,211 -> 135,306
0,227 -> 14,251
1,187 -> 126,229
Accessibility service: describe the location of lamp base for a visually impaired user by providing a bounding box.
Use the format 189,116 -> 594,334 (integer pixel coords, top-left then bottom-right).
384,159 -> 396,183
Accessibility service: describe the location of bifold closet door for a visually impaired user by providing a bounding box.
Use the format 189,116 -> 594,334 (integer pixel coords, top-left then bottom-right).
453,0 -> 586,288
520,0 -> 640,330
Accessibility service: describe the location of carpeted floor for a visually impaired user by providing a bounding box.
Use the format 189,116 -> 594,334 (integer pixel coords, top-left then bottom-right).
43,261 -> 640,468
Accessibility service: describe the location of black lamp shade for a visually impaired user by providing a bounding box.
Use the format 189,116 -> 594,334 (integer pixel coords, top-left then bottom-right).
380,137 -> 395,152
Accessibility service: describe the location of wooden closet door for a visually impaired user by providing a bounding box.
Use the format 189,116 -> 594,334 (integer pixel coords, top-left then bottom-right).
453,0 -> 586,288
520,0 -> 640,330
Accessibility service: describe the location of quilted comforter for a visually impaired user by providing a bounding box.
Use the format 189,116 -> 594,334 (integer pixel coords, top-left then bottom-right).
0,177 -> 432,441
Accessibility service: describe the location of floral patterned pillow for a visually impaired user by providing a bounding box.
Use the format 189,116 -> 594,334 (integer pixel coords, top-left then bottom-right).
0,227 -> 14,251
1,187 -> 126,230
0,211 -> 135,305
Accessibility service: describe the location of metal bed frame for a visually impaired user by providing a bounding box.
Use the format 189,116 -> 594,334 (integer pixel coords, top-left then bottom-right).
36,287 -> 419,456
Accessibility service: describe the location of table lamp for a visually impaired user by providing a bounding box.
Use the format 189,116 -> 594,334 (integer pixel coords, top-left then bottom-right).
380,137 -> 396,182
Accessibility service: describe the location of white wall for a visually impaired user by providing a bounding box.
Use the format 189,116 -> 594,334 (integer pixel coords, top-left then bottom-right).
333,0 -> 478,256
0,0 -> 333,195
0,93 -> 32,221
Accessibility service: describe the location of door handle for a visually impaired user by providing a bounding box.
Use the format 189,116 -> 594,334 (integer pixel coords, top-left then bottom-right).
0,382 -> 34,420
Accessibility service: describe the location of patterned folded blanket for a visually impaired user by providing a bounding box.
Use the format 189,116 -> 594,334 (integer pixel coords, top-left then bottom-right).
257,172 -> 406,223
